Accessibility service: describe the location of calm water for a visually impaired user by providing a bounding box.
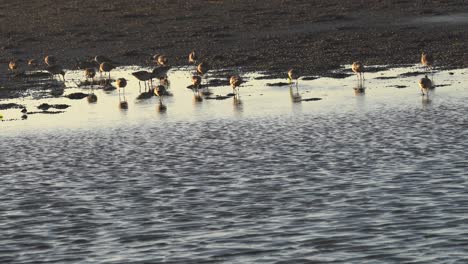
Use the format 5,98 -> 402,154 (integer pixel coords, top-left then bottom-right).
1,65 -> 468,263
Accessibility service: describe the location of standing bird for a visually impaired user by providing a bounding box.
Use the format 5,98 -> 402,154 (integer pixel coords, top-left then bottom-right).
85,68 -> 96,84
152,66 -> 171,83
197,62 -> 210,76
421,52 -> 434,72
230,75 -> 243,94
44,55 -> 57,66
94,55 -> 113,65
8,60 -> 18,73
99,62 -> 115,82
27,59 -> 38,68
288,68 -> 299,90
189,50 -> 198,65
155,54 -> 168,66
418,75 -> 432,96
132,69 -> 154,92
191,75 -> 203,102
116,78 -> 128,109
46,65 -> 66,82
94,56 -> 113,78
154,84 -> 168,112
192,75 -> 202,89
352,61 -> 364,81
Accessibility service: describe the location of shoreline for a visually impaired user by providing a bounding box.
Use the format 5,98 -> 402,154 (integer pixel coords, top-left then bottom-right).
1,1 -> 468,86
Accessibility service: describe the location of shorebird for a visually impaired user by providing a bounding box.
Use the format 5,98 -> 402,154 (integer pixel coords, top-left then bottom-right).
94,55 -> 113,65
352,61 -> 364,81
156,54 -> 168,66
76,59 -> 99,70
153,85 -> 168,111
152,66 -> 171,81
85,68 -> 96,83
288,68 -> 299,89
192,75 -> 202,89
230,75 -> 243,94
116,78 -> 128,108
44,55 -> 57,66
46,65 -> 65,81
191,75 -> 203,101
160,75 -> 170,87
421,52 -> 434,72
132,70 -> 153,92
154,84 -> 167,98
99,62 -> 115,81
197,62 -> 210,76
419,75 -> 432,96
8,60 -> 18,73
189,50 -> 198,65
27,59 -> 38,68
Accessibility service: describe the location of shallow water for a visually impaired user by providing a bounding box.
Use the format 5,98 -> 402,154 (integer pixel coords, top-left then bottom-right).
1,65 -> 468,263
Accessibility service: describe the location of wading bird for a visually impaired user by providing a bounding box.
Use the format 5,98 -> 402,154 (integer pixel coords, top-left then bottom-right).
99,62 -> 115,82
132,70 -> 154,92
288,68 -> 299,89
46,65 -> 65,81
85,68 -> 96,84
189,50 -> 198,65
352,61 -> 364,81
191,75 -> 203,102
418,75 -> 432,96
197,62 -> 210,76
27,59 -> 38,68
152,66 -> 171,83
116,78 -> 128,109
155,54 -> 168,66
8,60 -> 18,73
44,55 -> 57,66
230,75 -> 243,94
94,55 -> 112,65
421,52 -> 434,72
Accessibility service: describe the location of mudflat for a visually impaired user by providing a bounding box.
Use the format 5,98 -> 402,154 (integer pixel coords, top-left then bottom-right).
1,0 -> 468,78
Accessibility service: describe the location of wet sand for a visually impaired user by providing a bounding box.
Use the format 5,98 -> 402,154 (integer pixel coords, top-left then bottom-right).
1,1 -> 468,83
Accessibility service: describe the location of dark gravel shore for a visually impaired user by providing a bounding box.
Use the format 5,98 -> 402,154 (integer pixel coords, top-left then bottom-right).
1,0 -> 468,81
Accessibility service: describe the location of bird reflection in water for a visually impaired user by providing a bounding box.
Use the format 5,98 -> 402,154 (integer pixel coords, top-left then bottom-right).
353,79 -> 366,96
418,75 -> 433,97
421,96 -> 432,109
233,96 -> 243,113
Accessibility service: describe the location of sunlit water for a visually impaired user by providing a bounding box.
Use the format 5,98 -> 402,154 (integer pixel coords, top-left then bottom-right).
1,65 -> 468,263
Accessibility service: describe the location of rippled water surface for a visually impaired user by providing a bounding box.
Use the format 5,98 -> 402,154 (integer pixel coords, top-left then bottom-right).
1,65 -> 468,263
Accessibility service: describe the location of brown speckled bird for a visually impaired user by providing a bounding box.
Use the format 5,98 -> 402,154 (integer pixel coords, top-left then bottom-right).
99,62 -> 115,81
352,61 -> 364,81
46,65 -> 65,81
288,68 -> 299,89
230,75 -> 243,93
418,75 -> 432,96
8,60 -> 18,72
85,68 -> 96,83
27,59 -> 38,68
44,55 -> 57,66
197,62 -> 210,76
189,50 -> 198,65
421,52 -> 434,72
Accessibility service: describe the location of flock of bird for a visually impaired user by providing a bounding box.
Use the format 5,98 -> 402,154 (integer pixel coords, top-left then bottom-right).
5,50 -> 435,116
6,50 -> 247,112
349,52 -> 434,96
